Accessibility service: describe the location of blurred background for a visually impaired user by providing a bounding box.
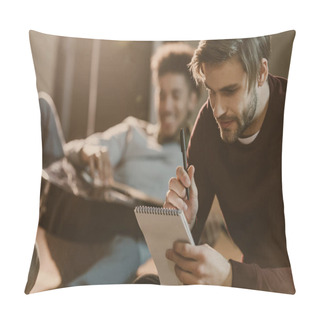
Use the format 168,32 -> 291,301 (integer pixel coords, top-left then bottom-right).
30,30 -> 295,142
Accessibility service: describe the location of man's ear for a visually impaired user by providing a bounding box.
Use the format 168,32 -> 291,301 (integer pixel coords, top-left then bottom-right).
258,58 -> 269,87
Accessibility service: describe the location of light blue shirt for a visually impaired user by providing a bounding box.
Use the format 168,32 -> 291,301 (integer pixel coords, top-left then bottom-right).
64,117 -> 181,201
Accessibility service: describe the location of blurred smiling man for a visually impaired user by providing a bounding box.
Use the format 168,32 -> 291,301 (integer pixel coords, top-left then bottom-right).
32,42 -> 201,290
153,45 -> 199,143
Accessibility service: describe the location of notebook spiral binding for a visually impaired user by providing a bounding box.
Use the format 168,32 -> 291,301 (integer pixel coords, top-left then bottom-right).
134,206 -> 181,216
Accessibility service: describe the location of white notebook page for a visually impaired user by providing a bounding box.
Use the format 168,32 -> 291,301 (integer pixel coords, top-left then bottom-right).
134,206 -> 195,285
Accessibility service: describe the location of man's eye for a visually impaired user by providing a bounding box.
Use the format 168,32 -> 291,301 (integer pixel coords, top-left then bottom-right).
224,89 -> 237,96
172,94 -> 181,100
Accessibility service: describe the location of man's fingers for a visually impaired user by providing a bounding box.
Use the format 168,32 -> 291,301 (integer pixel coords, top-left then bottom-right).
187,165 -> 195,185
168,177 -> 187,199
174,265 -> 202,285
166,248 -> 195,272
173,242 -> 206,261
166,247 -> 204,285
176,166 -> 191,188
96,152 -> 105,182
165,190 -> 188,212
187,165 -> 198,200
88,156 -> 96,181
163,201 -> 176,210
100,148 -> 113,184
176,165 -> 197,199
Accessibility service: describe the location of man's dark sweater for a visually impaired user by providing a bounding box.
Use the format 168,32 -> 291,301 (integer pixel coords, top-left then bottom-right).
188,75 -> 295,294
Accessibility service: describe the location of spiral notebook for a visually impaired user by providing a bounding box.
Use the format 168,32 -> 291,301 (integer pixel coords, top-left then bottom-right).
134,206 -> 195,285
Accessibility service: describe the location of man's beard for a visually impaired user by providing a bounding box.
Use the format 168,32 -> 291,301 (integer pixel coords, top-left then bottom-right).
218,89 -> 258,144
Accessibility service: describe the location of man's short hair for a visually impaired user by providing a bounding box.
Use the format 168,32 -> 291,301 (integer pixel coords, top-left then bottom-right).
189,36 -> 271,91
151,42 -> 201,97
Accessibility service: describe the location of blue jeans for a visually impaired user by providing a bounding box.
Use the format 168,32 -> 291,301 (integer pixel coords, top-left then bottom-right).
68,236 -> 150,286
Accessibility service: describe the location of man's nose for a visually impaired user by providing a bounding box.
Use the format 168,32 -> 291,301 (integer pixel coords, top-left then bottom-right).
161,97 -> 173,111
212,95 -> 226,118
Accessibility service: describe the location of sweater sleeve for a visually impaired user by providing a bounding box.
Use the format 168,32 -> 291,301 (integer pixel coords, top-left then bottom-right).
229,260 -> 295,294
64,116 -> 138,169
